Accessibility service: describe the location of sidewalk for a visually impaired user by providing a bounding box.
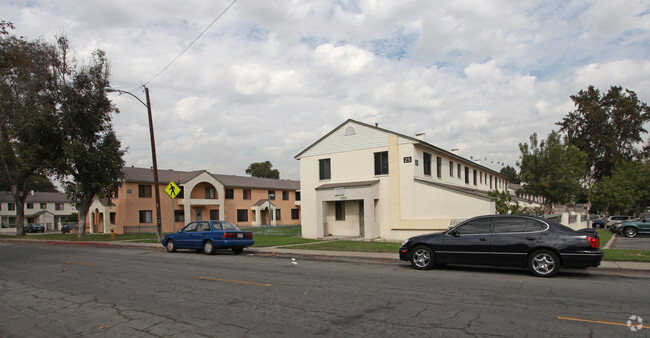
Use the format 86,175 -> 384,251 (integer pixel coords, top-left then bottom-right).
2,236 -> 650,272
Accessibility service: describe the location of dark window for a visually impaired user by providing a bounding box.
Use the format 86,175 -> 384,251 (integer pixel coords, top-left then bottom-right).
291,208 -> 300,220
374,151 -> 389,175
243,189 -> 251,200
319,158 -> 331,180
525,219 -> 544,232
210,209 -> 219,220
494,217 -> 528,233
473,169 -> 477,185
455,217 -> 493,234
436,156 -> 442,178
465,167 -> 470,184
174,210 -> 185,222
276,209 -> 281,221
457,164 -> 462,180
110,212 -> 116,224
335,201 -> 345,221
295,191 -> 301,201
268,190 -> 276,200
55,203 -> 64,211
114,189 -> 119,199
40,203 -> 47,209
423,152 -> 432,176
225,189 -> 234,199
490,175 -> 493,189
237,209 -> 248,222
176,186 -> 184,199
139,210 -> 152,223
138,185 -> 152,198
8,203 -> 15,211
283,191 -> 289,200
26,203 -> 33,209
205,187 -> 215,199
449,161 -> 454,177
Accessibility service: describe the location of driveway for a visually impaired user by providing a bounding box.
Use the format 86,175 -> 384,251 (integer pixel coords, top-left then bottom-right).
611,234 -> 650,250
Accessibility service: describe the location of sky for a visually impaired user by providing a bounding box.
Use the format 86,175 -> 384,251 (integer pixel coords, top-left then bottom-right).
4,0 -> 650,180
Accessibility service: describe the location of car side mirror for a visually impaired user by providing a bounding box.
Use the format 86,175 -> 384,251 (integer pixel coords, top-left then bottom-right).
177,229 -> 182,233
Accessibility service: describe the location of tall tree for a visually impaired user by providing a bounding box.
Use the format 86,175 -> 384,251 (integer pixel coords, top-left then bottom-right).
499,165 -> 520,184
592,160 -> 650,217
55,36 -> 125,238
0,174 -> 58,192
518,131 -> 587,209
557,85 -> 650,181
0,22 -> 61,235
246,161 -> 280,179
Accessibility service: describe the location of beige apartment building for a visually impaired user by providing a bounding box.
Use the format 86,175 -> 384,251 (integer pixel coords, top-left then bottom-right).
87,167 -> 300,234
0,191 -> 76,231
295,119 -> 510,241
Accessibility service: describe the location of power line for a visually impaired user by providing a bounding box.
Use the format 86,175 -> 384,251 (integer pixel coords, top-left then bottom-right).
142,0 -> 239,87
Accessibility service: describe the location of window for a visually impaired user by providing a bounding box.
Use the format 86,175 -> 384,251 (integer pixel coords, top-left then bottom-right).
490,175 -> 493,189
27,203 -> 33,209
174,210 -> 185,222
436,156 -> 442,178
449,161 -> 454,177
110,212 -> 116,224
423,152 -> 432,176
276,209 -> 281,221
268,190 -> 276,200
374,151 -> 389,175
237,209 -> 248,222
210,209 -> 219,220
291,208 -> 300,220
225,189 -> 234,199
139,210 -> 153,223
114,189 -> 119,199
243,189 -> 251,200
319,158 -> 331,180
8,203 -> 15,211
457,164 -> 462,180
455,217 -> 493,234
295,191 -> 301,201
335,201 -> 345,221
473,169 -> 477,185
205,187 -> 215,199
480,172 -> 483,184
55,203 -> 64,211
283,191 -> 289,200
138,184 -> 152,198
40,203 -> 47,209
494,217 -> 527,233
465,167 -> 470,184
176,186 -> 184,199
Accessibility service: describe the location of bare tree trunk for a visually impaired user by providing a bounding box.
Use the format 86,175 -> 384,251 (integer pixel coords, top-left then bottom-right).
11,185 -> 27,236
75,197 -> 93,238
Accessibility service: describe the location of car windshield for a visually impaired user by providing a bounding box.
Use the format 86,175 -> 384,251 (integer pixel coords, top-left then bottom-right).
215,221 -> 240,231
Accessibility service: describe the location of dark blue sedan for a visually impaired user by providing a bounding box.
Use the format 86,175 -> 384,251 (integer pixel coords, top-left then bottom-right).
162,220 -> 254,255
399,215 -> 602,277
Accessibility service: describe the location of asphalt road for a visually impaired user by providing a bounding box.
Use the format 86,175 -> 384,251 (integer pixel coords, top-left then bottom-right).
612,234 -> 650,250
1,242 -> 649,337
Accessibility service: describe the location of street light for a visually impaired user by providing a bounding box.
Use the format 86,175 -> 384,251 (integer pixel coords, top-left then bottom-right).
106,86 -> 163,242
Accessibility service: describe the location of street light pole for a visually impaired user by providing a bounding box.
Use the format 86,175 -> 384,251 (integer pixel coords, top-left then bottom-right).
106,86 -> 163,242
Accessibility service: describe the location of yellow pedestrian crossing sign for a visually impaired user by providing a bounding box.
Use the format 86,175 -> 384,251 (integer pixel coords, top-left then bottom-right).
165,181 -> 180,199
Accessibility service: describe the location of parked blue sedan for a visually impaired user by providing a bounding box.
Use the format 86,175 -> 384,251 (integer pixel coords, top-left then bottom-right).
162,220 -> 254,255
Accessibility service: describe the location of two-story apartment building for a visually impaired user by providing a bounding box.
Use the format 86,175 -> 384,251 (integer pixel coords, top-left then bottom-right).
295,119 -> 509,241
0,191 -> 76,230
87,167 -> 301,234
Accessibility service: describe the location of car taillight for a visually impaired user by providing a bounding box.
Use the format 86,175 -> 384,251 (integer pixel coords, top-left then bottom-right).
588,236 -> 599,249
223,232 -> 253,238
244,233 -> 253,238
223,233 -> 236,238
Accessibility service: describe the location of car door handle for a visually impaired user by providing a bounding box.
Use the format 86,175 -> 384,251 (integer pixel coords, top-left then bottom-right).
526,237 -> 536,241
479,237 -> 488,241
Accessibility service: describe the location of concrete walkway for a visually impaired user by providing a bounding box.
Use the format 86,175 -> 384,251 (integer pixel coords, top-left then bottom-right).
1,236 -> 650,273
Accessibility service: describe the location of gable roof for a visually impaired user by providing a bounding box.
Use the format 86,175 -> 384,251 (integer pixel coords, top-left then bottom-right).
295,119 -> 505,177
123,166 -> 300,191
0,191 -> 70,203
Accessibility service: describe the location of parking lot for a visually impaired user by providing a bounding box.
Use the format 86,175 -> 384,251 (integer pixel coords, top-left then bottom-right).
611,234 -> 650,250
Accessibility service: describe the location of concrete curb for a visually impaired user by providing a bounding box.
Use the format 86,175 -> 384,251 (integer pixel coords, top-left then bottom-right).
2,237 -> 650,272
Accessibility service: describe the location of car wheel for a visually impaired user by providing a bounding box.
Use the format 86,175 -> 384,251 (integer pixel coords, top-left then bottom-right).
528,249 -> 559,278
203,240 -> 215,255
624,227 -> 638,238
165,240 -> 177,253
409,246 -> 435,270
232,247 -> 244,255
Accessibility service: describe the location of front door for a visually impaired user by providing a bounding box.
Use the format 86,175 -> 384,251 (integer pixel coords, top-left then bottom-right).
490,216 -> 543,266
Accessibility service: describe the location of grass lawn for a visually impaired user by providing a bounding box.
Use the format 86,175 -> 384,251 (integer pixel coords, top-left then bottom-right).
602,249 -> 650,262
285,240 -> 402,253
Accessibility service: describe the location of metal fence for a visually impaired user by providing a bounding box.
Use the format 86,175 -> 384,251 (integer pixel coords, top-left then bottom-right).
123,225 -> 157,234
244,225 -> 301,236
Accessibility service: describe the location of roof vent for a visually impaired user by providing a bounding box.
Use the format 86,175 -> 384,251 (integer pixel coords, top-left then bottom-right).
415,133 -> 425,141
451,148 -> 459,155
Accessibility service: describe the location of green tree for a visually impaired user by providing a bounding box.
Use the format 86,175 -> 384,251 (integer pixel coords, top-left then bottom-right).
55,36 -> 125,238
592,160 -> 650,216
0,174 -> 58,192
488,190 -> 524,214
0,22 -> 61,235
518,131 -> 587,210
245,161 -> 280,179
557,85 -> 650,181
499,165 -> 520,184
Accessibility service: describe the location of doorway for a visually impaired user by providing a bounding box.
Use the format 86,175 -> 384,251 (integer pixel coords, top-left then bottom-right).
358,200 -> 364,236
